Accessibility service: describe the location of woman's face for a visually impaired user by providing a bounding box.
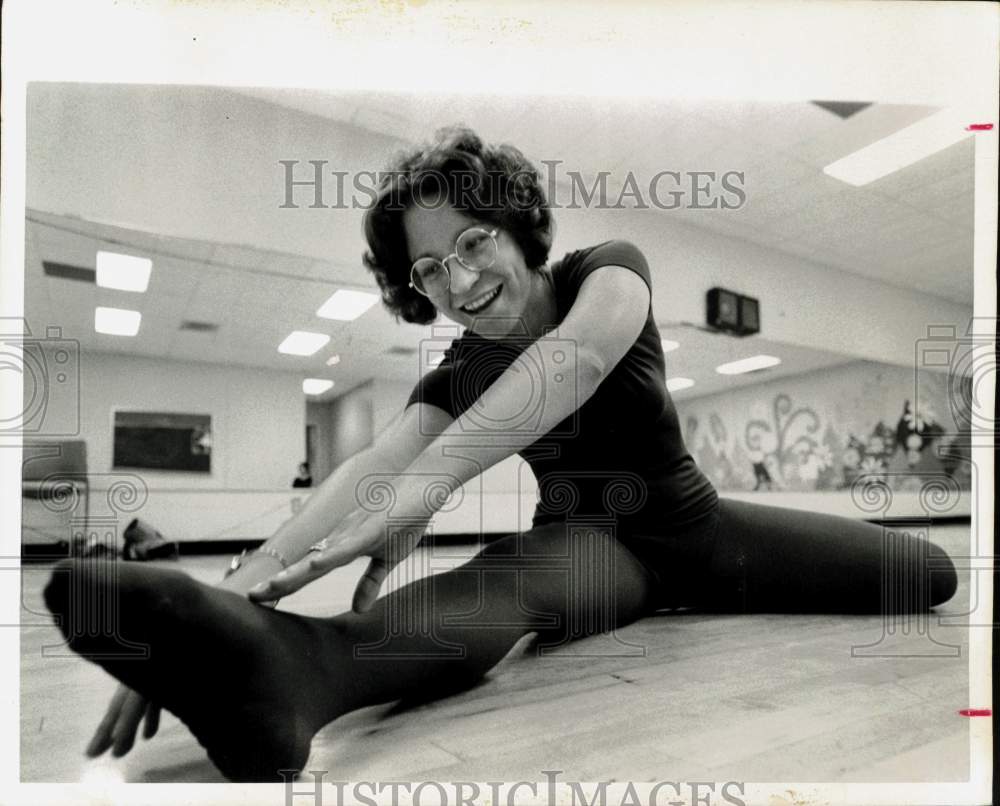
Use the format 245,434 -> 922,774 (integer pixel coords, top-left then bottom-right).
402,200 -> 550,339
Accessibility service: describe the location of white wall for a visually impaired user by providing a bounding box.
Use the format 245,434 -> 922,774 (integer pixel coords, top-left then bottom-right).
305,400 -> 337,483
74,351 -> 305,490
21,350 -> 308,545
549,205 -> 974,371
329,380 -> 374,469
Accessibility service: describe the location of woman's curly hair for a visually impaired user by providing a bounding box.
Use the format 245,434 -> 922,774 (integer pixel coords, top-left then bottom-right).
362,125 -> 554,324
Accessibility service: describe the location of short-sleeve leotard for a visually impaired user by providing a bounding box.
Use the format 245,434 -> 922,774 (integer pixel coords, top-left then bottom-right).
405,240 -> 721,581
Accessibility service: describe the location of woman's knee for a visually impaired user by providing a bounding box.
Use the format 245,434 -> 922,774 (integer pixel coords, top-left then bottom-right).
480,523 -> 654,627
927,541 -> 958,607
475,522 -> 572,560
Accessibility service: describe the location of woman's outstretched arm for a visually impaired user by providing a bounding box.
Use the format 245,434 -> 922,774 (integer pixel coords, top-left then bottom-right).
220,403 -> 454,595
253,264 -> 651,606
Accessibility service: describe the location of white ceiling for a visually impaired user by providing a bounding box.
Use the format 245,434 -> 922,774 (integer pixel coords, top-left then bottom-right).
231,87 -> 974,304
23,86 -> 976,403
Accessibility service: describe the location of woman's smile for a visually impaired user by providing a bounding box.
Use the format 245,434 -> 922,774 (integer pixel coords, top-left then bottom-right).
402,200 -> 557,338
460,283 -> 503,314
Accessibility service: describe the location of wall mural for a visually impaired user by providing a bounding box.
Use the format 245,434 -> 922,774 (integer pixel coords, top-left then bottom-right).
681,365 -> 972,492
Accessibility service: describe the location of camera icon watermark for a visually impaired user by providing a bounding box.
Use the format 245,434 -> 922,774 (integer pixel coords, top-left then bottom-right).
0,318 -> 80,438
914,318 -> 996,443
414,320 -> 581,443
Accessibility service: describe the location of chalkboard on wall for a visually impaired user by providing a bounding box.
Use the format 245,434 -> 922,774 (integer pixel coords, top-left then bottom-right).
113,411 -> 212,473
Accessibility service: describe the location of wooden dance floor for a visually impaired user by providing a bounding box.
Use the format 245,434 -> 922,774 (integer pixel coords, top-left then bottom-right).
21,524 -> 975,784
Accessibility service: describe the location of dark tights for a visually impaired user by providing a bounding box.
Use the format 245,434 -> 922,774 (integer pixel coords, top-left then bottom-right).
639,499 -> 959,613
43,499 -> 958,781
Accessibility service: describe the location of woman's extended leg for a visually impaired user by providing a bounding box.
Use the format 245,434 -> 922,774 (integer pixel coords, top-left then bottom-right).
702,498 -> 959,613
43,521 -> 655,782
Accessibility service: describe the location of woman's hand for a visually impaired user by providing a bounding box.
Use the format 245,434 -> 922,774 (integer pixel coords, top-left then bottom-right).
247,483 -> 436,612
87,683 -> 160,758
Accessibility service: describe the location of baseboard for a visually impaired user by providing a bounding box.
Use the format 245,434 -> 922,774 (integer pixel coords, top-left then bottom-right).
19,532 -> 503,563
20,512 -> 971,565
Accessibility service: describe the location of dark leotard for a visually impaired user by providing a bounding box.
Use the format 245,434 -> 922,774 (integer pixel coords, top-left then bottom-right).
406,240 -> 721,597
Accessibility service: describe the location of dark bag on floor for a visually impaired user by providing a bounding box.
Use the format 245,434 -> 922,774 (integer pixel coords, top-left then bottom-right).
123,518 -> 179,561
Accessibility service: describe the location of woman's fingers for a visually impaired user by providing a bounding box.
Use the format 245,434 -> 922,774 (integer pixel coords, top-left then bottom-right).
247,536 -> 366,601
86,685 -> 160,760
142,701 -> 161,740
111,690 -> 149,757
352,558 -> 390,613
86,684 -> 131,757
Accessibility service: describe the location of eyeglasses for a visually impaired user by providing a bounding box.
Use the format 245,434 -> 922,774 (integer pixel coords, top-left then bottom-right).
409,227 -> 499,298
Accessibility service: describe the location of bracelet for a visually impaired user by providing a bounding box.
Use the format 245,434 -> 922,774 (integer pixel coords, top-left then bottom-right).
225,545 -> 290,579
256,545 -> 291,569
223,548 -> 284,610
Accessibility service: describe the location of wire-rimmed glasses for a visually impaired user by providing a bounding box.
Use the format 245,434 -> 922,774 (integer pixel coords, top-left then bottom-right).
409,227 -> 499,297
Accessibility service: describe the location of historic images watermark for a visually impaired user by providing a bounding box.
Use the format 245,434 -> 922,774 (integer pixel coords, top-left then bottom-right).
283,769 -> 748,806
278,161 -> 747,211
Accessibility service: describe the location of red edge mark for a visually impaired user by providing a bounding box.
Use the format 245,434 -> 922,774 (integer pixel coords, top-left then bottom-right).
959,708 -> 992,717
965,123 -> 994,131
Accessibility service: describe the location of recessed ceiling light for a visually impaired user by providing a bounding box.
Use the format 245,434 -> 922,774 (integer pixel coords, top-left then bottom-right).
325,354 -> 341,366
94,306 -> 142,336
823,108 -> 972,186
278,331 -> 330,356
316,289 -> 379,321
661,339 -> 680,353
666,377 -> 695,392
303,378 -> 334,395
716,354 -> 781,375
96,251 -> 152,292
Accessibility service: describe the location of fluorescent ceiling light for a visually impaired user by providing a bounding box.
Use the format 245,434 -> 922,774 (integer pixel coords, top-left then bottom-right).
96,251 -> 152,292
716,354 -> 781,375
666,377 -> 694,392
278,331 -> 330,356
94,306 -> 142,336
325,354 -> 341,366
303,378 -> 334,395
823,108 -> 972,186
316,289 -> 379,321
661,339 -> 680,353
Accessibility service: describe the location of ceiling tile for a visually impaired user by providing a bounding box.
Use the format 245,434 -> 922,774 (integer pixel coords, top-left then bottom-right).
865,136 -> 975,198
789,103 -> 940,169
210,243 -> 269,271
898,170 -> 975,225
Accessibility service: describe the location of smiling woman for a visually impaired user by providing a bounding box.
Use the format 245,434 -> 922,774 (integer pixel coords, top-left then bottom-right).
44,125 -> 959,783
400,203 -> 558,339
362,127 -> 554,328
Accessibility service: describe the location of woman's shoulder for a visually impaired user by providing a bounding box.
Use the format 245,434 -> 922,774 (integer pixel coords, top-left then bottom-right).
555,238 -> 642,261
552,239 -> 652,291
554,239 -> 647,270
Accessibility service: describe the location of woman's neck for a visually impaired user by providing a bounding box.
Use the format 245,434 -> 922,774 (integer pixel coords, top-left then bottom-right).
524,265 -> 559,339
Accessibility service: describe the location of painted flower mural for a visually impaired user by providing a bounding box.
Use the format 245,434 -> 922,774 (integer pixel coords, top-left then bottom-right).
742,394 -> 830,491
684,388 -> 971,493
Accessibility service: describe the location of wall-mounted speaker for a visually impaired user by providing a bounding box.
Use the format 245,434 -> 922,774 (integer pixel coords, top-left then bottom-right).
707,287 -> 760,336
